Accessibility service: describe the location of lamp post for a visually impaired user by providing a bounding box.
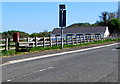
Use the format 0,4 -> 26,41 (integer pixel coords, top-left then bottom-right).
59,4 -> 66,49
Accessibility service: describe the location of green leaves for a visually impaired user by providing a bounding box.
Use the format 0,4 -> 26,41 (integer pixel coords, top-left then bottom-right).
30,32 -> 50,37
108,18 -> 120,33
1,30 -> 29,39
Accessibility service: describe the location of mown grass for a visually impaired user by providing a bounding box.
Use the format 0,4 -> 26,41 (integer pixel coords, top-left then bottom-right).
64,38 -> 120,48
0,50 -> 15,56
1,38 -> 120,57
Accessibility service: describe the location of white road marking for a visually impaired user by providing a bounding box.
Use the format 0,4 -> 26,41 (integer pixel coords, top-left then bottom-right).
48,66 -> 54,69
23,75 -> 26,77
39,69 -> 45,72
1,43 -> 119,66
7,79 -> 11,82
113,81 -> 117,82
112,49 -> 116,51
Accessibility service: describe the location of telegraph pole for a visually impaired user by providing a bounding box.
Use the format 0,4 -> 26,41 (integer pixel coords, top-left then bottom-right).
59,4 -> 66,49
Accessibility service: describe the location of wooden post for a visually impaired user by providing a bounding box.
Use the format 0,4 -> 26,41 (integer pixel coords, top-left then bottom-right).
43,37 -> 45,47
49,36 -> 52,47
27,37 -> 29,42
75,35 -> 78,44
82,35 -> 84,43
88,35 -> 91,43
35,37 -> 37,47
88,35 -> 89,43
27,37 -> 29,47
80,35 -> 83,43
5,38 -> 8,51
91,35 -> 93,42
99,35 -> 101,40
90,35 -> 92,42
17,42 -> 19,51
26,37 -> 29,50
94,35 -> 96,41
56,36 -> 58,46
79,35 -> 81,44
87,35 -> 89,43
94,35 -> 95,41
84,35 -> 86,43
95,35 -> 97,41
71,36 -> 74,44
8,38 -> 10,50
85,35 -> 87,43
98,35 -> 100,41
66,35 -> 68,45
96,35 -> 98,41
97,35 -> 98,41
97,35 -> 99,41
83,35 -> 85,43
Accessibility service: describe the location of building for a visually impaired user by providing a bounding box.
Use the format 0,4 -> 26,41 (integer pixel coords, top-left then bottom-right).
118,1 -> 120,19
51,26 -> 110,40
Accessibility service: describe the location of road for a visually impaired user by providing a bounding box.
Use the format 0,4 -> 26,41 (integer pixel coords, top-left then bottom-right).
2,43 -> 119,82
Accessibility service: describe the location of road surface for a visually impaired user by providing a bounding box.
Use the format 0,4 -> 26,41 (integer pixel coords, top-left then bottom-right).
2,43 -> 119,82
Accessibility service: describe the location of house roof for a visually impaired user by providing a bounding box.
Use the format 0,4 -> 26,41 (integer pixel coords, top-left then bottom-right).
51,26 -> 107,35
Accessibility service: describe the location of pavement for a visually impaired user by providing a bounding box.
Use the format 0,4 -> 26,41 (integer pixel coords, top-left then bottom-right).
1,41 -> 119,82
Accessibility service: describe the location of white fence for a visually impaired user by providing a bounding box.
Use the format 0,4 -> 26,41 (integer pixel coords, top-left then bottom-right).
0,35 -> 112,51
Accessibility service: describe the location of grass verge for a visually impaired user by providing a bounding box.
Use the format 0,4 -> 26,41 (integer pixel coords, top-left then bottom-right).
1,38 -> 120,57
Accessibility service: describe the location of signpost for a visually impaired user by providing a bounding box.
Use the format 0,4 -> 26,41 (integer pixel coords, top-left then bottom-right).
59,4 -> 66,49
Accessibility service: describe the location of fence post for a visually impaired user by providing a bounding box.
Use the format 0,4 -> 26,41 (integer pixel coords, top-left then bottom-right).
87,35 -> 90,43
91,35 -> 93,42
87,35 -> 89,43
27,37 -> 29,42
84,35 -> 86,43
99,35 -> 101,40
75,36 -> 78,44
35,37 -> 37,47
66,35 -> 68,45
8,38 -> 10,50
89,35 -> 91,42
56,36 -> 58,46
15,42 -> 19,53
43,37 -> 45,47
94,35 -> 95,41
83,35 -> 85,43
49,36 -> 52,47
5,38 -> 8,51
71,36 -> 74,44
79,35 -> 80,44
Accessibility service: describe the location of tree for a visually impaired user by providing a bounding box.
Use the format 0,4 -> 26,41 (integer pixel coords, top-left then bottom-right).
108,18 -> 120,34
30,30 -> 51,37
67,22 -> 91,28
20,32 -> 29,38
99,11 -> 109,26
108,12 -> 117,20
91,21 -> 103,27
2,30 -> 29,39
98,11 -> 117,26
30,33 -> 39,37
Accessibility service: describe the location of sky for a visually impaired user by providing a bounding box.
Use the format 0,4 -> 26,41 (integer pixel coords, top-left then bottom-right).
2,2 -> 118,34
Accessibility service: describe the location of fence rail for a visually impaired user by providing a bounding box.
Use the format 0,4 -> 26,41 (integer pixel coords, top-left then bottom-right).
0,35 -> 117,51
